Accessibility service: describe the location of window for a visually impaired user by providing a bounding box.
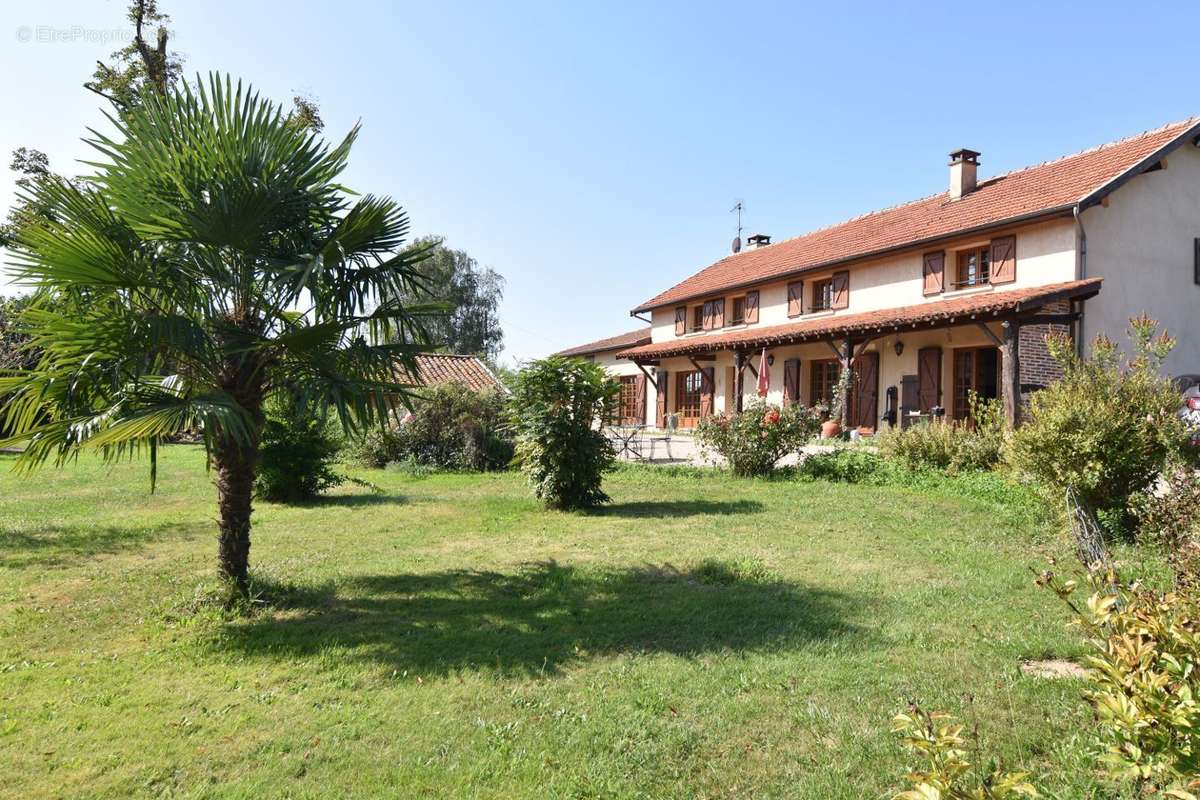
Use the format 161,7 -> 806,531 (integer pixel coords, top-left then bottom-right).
616,376 -> 639,423
810,360 -> 840,408
691,305 -> 704,332
955,246 -> 991,288
675,370 -> 703,424
730,295 -> 746,325
811,278 -> 834,312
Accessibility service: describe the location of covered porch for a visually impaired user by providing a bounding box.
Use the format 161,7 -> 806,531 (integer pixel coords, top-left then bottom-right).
617,278 -> 1102,432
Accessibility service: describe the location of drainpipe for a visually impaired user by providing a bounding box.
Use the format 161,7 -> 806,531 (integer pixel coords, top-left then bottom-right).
1072,204 -> 1088,357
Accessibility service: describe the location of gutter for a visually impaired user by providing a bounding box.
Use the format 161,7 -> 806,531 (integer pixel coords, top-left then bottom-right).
1072,205 -> 1088,357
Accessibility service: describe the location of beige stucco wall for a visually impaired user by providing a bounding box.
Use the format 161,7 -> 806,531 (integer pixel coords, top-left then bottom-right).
586,349 -> 658,423
647,218 -> 1077,347
650,320 -> 1001,428
1081,141 -> 1200,377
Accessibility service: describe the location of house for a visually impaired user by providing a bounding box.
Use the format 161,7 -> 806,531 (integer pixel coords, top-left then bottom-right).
560,117 -> 1200,431
554,328 -> 651,424
403,353 -> 508,393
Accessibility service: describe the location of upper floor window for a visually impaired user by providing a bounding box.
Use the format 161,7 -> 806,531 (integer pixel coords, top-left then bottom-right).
955,247 -> 991,288
811,278 -> 834,312
691,305 -> 704,332
730,295 -> 746,325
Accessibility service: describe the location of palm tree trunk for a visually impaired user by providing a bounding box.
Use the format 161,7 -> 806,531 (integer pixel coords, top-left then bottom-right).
214,437 -> 257,593
213,352 -> 266,596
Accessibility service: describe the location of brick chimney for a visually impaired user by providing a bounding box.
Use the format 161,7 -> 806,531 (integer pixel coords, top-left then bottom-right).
948,149 -> 980,200
746,233 -> 771,249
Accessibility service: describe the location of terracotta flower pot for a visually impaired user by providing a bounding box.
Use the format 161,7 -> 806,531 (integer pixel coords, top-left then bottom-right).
821,420 -> 842,439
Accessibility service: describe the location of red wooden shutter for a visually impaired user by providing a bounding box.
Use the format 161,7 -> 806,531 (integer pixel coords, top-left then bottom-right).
712,298 -> 725,328
634,374 -> 646,424
917,347 -> 942,412
990,236 -> 1016,284
744,291 -> 760,323
700,301 -> 711,331
699,367 -> 715,418
786,282 -> 804,317
922,251 -> 945,296
674,307 -> 686,336
851,352 -> 879,429
656,371 -> 668,427
831,270 -> 850,309
782,358 -> 800,406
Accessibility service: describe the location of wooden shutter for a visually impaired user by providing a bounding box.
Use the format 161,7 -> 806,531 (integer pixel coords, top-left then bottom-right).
922,251 -> 945,296
674,307 -> 686,336
712,298 -> 725,328
1194,238 -> 1199,285
634,374 -> 646,424
989,236 -> 1016,284
786,282 -> 804,317
699,367 -> 715,418
782,358 -> 801,406
656,371 -> 668,427
851,352 -> 878,430
917,347 -> 942,412
700,301 -> 712,331
744,291 -> 760,323
831,270 -> 850,309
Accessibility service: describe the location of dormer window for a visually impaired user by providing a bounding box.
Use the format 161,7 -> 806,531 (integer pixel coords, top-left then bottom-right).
955,247 -> 991,288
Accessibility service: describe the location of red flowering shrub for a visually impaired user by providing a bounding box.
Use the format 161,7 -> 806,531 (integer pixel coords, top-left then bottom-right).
695,400 -> 822,476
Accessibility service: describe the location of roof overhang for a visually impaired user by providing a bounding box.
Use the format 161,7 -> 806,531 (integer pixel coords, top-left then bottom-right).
618,278 -> 1101,362
1077,118 -> 1200,211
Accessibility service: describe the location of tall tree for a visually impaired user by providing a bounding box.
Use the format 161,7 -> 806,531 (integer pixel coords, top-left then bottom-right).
0,75 -> 438,595
401,237 -> 505,360
2,1 -> 320,248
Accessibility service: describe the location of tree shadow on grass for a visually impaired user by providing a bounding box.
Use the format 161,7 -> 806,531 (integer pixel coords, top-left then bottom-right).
219,560 -> 870,677
591,499 -> 765,518
0,521 -> 209,569
294,491 -> 409,510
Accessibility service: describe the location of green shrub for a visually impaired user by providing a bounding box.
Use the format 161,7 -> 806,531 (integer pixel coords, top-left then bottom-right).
1038,567 -> 1200,793
1132,463 -> 1200,588
878,394 -> 1004,474
891,705 -> 1041,798
346,382 -> 512,472
695,400 -> 822,477
395,381 -> 512,471
1007,316 -> 1187,537
345,427 -> 405,469
255,397 -> 346,502
798,448 -> 885,483
509,356 -> 617,510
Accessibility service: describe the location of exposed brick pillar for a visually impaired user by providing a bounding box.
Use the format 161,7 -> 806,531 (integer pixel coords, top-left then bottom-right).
1017,300 -> 1072,407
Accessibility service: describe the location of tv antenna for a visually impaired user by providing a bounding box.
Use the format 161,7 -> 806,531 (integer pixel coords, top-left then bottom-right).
730,200 -> 744,253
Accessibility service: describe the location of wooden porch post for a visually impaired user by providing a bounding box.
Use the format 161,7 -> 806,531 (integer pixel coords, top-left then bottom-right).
734,351 -> 745,413
840,338 -> 853,428
1000,320 -> 1021,428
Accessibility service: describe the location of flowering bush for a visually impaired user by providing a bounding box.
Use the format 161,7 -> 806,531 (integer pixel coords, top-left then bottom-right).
695,400 -> 822,477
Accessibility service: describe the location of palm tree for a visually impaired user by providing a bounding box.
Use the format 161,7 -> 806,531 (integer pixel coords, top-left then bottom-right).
0,74 -> 437,594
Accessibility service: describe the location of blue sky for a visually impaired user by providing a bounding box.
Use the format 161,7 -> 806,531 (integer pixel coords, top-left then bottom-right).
2,0 -> 1197,363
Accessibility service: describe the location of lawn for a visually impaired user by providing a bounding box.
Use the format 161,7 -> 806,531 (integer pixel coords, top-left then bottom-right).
0,445 -> 1116,798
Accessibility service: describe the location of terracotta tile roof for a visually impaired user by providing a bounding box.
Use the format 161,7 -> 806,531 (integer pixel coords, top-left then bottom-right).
402,353 -> 506,392
617,278 -> 1102,360
555,327 -> 652,357
633,119 -> 1199,313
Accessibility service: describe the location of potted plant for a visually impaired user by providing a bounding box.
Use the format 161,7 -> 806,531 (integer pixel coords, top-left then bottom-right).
822,368 -> 852,438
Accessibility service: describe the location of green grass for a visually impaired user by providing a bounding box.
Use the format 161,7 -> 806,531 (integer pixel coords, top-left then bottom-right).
0,446 -> 1120,798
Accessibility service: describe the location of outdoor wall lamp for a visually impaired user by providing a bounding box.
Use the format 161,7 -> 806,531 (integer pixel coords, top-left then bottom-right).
893,339 -> 905,357
767,354 -> 775,366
